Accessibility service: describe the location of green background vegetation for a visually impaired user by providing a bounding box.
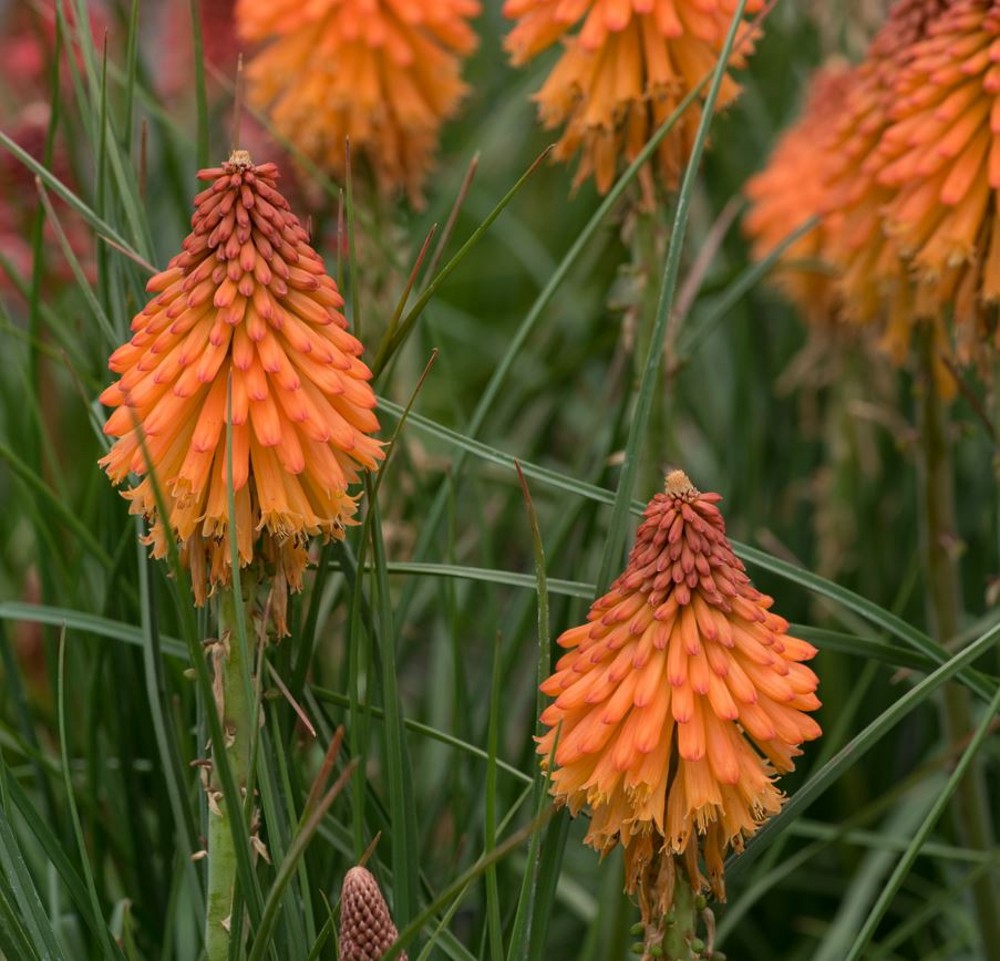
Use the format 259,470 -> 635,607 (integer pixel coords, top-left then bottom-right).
0,2 -> 997,959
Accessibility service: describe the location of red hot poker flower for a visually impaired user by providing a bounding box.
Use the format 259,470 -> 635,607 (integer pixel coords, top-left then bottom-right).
99,152 -> 383,624
538,471 -> 821,916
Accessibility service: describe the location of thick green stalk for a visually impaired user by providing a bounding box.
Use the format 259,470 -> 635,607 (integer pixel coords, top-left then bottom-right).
205,582 -> 256,961
625,205 -> 671,498
914,330 -> 1000,961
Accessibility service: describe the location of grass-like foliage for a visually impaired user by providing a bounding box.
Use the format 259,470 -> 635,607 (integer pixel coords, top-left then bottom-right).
0,2 -> 997,961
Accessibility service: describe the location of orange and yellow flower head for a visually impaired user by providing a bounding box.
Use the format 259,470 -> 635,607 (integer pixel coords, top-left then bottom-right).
236,0 -> 481,205
872,0 -> 1000,368
743,61 -> 856,327
503,0 -> 762,201
339,867 -> 408,961
99,153 -> 383,621
818,0 -> 954,360
538,472 -> 820,913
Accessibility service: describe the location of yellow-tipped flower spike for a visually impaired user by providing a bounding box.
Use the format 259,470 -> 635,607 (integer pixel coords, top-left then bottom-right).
821,0 -> 952,364
236,0 -> 481,206
502,0 -> 762,202
874,0 -> 1000,370
99,152 -> 383,626
537,472 -> 821,915
338,866 -> 408,961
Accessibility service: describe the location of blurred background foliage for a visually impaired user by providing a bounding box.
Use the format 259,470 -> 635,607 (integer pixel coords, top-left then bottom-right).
0,1 -> 997,960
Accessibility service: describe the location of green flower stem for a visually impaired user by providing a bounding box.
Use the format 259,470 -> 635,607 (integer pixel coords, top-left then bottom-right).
658,877 -> 700,961
205,580 -> 257,961
915,330 -> 1000,961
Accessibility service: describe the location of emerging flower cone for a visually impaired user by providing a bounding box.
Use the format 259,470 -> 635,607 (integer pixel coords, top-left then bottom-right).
743,62 -> 855,328
503,0 -> 762,201
99,152 -> 383,622
159,0 -> 240,101
237,0 -> 480,205
538,472 -> 821,919
338,866 -> 407,961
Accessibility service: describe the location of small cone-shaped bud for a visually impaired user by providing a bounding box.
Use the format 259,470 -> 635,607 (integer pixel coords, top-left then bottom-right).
538,471 -> 821,912
99,151 -> 383,624
339,866 -> 407,961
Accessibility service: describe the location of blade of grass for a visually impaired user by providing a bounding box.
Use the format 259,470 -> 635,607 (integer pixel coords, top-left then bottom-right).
0,603 -> 185,659
343,536 -> 373,860
812,786 -> 937,961
525,811 -> 571,961
423,152 -> 478,284
483,633 -> 505,961
56,630 -> 126,960
675,216 -> 819,361
726,620 -> 1000,880
26,4 -> 62,445
344,140 -> 361,338
257,725 -> 316,954
134,536 -> 204,907
788,819 -> 999,864
0,765 -> 64,960
379,227 -> 437,354
371,146 -> 552,377
0,440 -> 113,569
365,484 -> 419,929
246,762 -> 357,961
188,0 -> 210,168
376,400 -> 995,701
366,562 -> 592,600
34,178 -> 118,349
0,881 -> 42,961
865,862 -> 998,961
122,0 -> 140,149
87,0 -> 155,261
389,16 -> 757,637
506,464 -> 553,961
596,0 -> 749,592
0,131 -> 155,272
382,814 -> 548,961
843,677 -> 1000,961
311,685 -> 531,784
0,626 -> 59,828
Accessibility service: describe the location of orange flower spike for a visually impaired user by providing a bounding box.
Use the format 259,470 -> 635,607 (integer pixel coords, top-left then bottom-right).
743,62 -> 856,327
237,0 -> 481,205
99,152 -> 383,623
538,471 -> 820,913
822,0 -> 952,355
503,0 -> 763,199
876,0 -> 1000,364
